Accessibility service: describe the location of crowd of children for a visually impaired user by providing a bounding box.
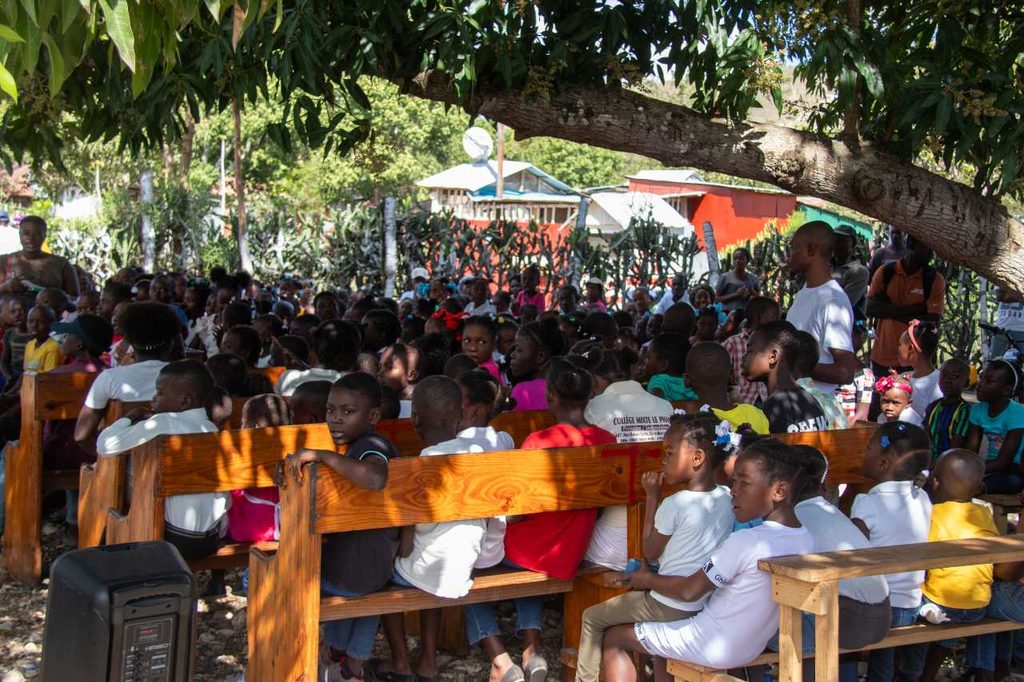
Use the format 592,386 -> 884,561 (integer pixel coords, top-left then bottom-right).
3,214 -> 1024,681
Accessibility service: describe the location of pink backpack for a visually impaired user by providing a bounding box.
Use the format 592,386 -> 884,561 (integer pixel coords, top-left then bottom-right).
227,487 -> 280,542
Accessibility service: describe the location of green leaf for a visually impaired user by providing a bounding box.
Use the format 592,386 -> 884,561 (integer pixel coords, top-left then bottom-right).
19,0 -> 38,27
0,61 -> 17,101
41,32 -> 64,96
935,93 -> 952,134
98,0 -> 136,72
61,0 -> 79,32
0,24 -> 24,43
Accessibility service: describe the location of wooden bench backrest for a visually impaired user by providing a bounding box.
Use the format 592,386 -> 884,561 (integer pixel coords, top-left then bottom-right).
23,371 -> 98,421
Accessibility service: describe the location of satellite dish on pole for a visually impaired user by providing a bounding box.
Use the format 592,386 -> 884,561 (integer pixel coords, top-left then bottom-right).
462,127 -> 494,162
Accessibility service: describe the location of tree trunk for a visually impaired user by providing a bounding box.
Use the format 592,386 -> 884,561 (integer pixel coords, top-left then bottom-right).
401,73 -> 1024,292
140,169 -> 155,272
179,113 -> 196,179
232,97 -> 252,273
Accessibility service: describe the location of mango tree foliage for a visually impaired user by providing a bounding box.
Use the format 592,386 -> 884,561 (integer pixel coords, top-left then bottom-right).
0,0 -> 1021,288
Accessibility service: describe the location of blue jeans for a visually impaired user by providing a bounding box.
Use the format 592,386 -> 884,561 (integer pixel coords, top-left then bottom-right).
463,559 -> 544,646
916,597 -> 995,672
320,577 -> 380,661
987,580 -> 1024,664
867,605 -> 927,682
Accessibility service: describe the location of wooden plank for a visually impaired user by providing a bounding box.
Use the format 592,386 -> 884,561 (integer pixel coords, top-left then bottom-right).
666,658 -> 746,682
319,568 -> 573,620
189,541 -> 279,571
811,581 -> 839,682
777,604 -> 803,682
771,575 -> 830,615
77,455 -> 125,548
247,466 -> 322,682
2,376 -> 44,582
667,619 -> 1024,674
105,442 -> 165,545
31,371 -> 97,420
773,427 -> 875,486
760,535 -> 1024,582
313,443 -> 662,534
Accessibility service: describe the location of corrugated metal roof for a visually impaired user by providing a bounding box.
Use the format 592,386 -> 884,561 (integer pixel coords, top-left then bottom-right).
586,191 -> 693,231
629,169 -> 705,184
416,160 -> 533,191
471,192 -> 581,204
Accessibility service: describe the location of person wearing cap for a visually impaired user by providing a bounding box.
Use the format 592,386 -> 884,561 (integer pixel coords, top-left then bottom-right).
465,276 -> 496,316
43,314 -> 115,541
0,215 -> 79,297
831,223 -> 870,312
583,276 -> 607,313
400,266 -> 431,303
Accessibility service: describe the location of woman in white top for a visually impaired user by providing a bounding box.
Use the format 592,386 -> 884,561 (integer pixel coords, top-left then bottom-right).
74,302 -> 183,446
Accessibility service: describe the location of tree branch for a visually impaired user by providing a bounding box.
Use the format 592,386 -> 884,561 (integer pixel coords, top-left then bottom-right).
401,73 -> 1024,292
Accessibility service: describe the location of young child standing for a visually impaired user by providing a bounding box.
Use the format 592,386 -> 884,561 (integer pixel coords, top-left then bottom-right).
575,413 -> 735,682
509,317 -> 566,411
23,305 -> 63,374
640,332 -> 697,402
599,438 -> 815,679
375,376 -> 486,682
742,320 -> 828,433
280,373 -> 396,682
851,421 -> 933,682
918,449 -> 998,682
685,341 -> 769,434
898,320 -> 943,420
379,342 -> 421,418
96,361 -> 226,559
875,372 -> 923,426
923,358 -> 971,461
965,359 -> 1024,494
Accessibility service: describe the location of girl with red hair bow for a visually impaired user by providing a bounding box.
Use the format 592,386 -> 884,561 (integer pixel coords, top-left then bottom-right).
875,371 -> 923,426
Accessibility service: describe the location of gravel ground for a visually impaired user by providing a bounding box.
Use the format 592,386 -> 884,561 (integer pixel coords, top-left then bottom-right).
0,520 -> 567,681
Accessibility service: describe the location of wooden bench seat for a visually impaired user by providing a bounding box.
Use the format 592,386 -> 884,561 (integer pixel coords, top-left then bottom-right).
667,536 -> 1024,682
982,493 -> 1021,534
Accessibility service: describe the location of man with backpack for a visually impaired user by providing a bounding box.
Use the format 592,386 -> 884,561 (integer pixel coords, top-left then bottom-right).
865,233 -> 945,380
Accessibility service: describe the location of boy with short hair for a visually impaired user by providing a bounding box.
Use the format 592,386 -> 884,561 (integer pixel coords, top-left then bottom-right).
640,332 -> 697,401
742,320 -> 829,433
96,360 -> 226,559
686,341 -> 769,434
919,449 -> 998,682
376,376 -> 487,681
723,296 -> 779,406
279,372 -> 397,681
23,304 -> 63,374
290,379 -> 331,425
923,358 -> 971,461
276,319 -> 361,396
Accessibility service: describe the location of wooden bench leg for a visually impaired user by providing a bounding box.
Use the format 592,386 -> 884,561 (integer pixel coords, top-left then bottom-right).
561,570 -> 626,682
248,469 -> 321,682
2,437 -> 43,583
104,448 -> 163,545
78,456 -> 125,548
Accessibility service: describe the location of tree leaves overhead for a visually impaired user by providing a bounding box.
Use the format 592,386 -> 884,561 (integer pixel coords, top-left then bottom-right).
0,0 -> 1022,201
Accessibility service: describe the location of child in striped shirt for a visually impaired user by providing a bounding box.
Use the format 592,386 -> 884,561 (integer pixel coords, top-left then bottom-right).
923,358 -> 971,462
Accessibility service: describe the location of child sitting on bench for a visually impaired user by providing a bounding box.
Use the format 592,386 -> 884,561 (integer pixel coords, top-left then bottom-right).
576,413 -> 736,682
685,341 -> 769,434
279,372 -> 397,682
95,360 -> 226,560
919,449 -> 999,682
374,376 -> 487,682
599,438 -> 815,678
852,421 -> 933,682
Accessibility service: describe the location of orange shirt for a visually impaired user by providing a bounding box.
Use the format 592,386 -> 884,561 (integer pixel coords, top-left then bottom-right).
868,261 -> 945,368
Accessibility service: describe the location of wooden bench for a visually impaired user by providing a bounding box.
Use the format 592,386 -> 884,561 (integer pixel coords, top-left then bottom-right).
246,439 -> 666,682
982,494 -> 1021,535
2,372 -> 98,582
666,531 -> 1024,681
559,425 -> 877,680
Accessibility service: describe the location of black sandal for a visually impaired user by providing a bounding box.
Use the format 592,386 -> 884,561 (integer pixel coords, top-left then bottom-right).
365,658 -> 415,682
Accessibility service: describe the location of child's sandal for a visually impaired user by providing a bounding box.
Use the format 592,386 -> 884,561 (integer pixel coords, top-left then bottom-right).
498,664 -> 525,682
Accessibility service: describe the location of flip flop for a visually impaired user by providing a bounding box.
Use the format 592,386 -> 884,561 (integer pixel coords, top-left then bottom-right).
499,664 -> 526,682
523,655 -> 548,682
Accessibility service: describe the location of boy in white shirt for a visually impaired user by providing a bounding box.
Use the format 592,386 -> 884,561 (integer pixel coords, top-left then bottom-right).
375,376 -> 486,682
96,360 -> 226,561
851,421 -> 933,682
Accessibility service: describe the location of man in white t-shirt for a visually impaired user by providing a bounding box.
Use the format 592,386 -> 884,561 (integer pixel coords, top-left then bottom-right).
654,274 -> 692,315
785,221 -> 859,395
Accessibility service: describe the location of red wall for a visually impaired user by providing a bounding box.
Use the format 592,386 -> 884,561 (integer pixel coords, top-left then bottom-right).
628,179 -> 796,249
